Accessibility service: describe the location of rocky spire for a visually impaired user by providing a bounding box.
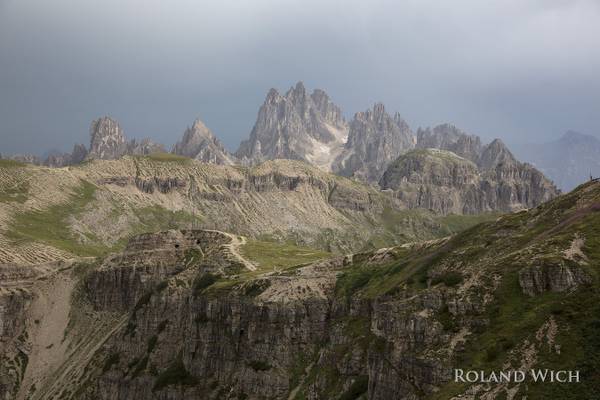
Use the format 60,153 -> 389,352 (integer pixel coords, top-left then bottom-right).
172,119 -> 236,165
87,117 -> 128,160
478,138 -> 517,170
332,103 -> 414,183
311,89 -> 345,128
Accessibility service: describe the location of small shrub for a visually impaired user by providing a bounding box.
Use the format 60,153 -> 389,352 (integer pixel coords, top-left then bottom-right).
133,291 -> 153,314
247,360 -> 272,371
485,346 -> 499,362
132,355 -> 148,377
437,306 -> 458,332
157,320 -> 169,333
243,280 -> 271,297
147,335 -> 158,353
102,353 -> 120,372
192,273 -> 218,297
194,313 -> 209,324
340,375 -> 369,400
155,280 -> 168,292
153,357 -> 198,391
431,271 -> 463,287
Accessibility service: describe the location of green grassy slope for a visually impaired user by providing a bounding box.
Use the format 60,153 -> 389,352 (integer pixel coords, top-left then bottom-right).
335,180 -> 600,399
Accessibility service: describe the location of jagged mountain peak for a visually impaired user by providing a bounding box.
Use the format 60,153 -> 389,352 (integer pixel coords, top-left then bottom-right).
393,112 -> 411,133
87,116 -> 128,160
353,102 -> 388,123
333,103 -> 415,183
310,88 -> 346,128
265,88 -> 283,103
172,118 -> 235,165
560,130 -> 598,144
479,137 -> 517,169
235,82 -> 348,169
285,81 -> 307,98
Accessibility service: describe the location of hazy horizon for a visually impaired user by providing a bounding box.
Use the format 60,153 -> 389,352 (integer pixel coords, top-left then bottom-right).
1,0 -> 599,155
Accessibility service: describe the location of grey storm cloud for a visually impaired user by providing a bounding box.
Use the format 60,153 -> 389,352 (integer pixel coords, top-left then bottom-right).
1,0 -> 599,154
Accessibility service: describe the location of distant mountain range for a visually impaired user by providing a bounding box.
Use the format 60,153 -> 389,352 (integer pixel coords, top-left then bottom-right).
0,82 -> 561,214
513,130 -> 600,192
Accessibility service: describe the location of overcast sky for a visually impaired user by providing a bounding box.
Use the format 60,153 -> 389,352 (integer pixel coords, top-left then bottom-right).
1,0 -> 599,155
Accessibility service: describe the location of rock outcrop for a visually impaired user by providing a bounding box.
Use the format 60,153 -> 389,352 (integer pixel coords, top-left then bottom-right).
333,104 -> 415,183
172,119 -> 236,165
236,82 -> 348,170
380,147 -> 559,214
518,263 -> 591,296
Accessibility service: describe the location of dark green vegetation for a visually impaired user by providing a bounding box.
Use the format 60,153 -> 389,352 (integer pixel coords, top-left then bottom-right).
339,376 -> 368,400
153,357 -> 198,391
247,360 -> 272,372
102,353 -> 120,373
192,273 -> 218,296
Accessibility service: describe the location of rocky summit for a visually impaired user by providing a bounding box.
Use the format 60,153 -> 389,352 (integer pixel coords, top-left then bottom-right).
2,178 -> 599,400
87,116 -> 129,160
173,119 -> 236,165
236,82 -> 349,170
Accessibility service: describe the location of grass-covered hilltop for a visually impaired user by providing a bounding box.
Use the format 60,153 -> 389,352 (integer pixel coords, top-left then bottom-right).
1,152 -> 598,399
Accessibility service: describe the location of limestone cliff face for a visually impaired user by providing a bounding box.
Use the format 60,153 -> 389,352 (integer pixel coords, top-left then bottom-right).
380,147 -> 559,214
333,104 -> 415,183
73,231 -> 454,400
236,82 -> 348,170
173,119 -> 236,165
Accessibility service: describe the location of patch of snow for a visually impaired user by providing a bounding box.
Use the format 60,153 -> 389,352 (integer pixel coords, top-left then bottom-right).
305,123 -> 349,172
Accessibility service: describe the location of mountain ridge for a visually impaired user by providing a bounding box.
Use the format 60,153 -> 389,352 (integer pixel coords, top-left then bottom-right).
0,82 -> 559,207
